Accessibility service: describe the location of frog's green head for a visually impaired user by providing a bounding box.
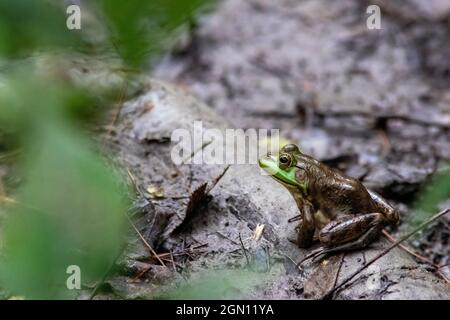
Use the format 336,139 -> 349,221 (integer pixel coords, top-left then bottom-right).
258,144 -> 307,194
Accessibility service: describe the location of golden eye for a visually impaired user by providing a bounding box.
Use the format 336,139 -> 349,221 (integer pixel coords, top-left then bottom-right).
279,154 -> 291,166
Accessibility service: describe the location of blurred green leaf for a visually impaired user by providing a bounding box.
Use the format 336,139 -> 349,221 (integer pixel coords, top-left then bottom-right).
408,167 -> 450,229
0,0 -> 212,68
159,269 -> 270,300
0,0 -> 211,299
416,167 -> 450,213
0,1 -> 82,58
97,0 -> 210,68
0,121 -> 128,299
0,68 -> 108,144
0,70 -> 129,299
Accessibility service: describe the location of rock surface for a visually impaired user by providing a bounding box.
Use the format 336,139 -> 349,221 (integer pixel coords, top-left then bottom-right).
105,78 -> 450,299
154,0 -> 450,273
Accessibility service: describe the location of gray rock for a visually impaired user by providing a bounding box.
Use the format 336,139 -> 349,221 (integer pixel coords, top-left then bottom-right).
107,78 -> 450,299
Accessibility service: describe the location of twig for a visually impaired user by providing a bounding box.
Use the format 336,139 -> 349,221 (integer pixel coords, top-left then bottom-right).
192,243 -> 208,250
126,168 -> 146,199
333,253 -> 345,289
239,233 -> 250,266
437,270 -> 450,286
382,230 -> 450,286
322,207 -> 450,299
180,140 -> 213,165
161,257 -> 183,269
381,230 -> 436,267
132,245 -> 208,280
126,215 -> 167,268
151,246 -> 207,259
280,253 -> 301,271
205,165 -> 230,194
88,251 -> 123,300
288,214 -> 301,223
216,231 -> 240,246
170,250 -> 177,272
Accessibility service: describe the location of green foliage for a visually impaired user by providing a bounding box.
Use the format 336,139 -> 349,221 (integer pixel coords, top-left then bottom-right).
159,269 -> 268,300
416,168 -> 450,212
0,69 -> 96,141
97,0 -> 210,68
0,73 -> 129,299
0,0 -> 211,299
0,0 -> 211,68
0,1 -> 82,58
0,129 -> 128,298
408,167 -> 450,229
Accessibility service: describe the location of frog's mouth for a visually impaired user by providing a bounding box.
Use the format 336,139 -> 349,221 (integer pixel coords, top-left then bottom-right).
258,156 -> 298,187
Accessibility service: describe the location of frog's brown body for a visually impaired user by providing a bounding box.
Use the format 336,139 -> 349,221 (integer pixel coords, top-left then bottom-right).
258,144 -> 399,258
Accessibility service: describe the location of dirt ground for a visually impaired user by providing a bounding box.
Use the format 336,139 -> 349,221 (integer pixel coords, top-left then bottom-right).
154,0 -> 450,268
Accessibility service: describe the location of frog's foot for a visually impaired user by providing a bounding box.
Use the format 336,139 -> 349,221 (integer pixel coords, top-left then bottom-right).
289,236 -> 319,246
289,219 -> 319,246
288,219 -> 304,245
296,247 -> 326,266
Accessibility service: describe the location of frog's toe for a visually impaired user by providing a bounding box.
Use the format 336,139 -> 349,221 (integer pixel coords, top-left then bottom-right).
311,252 -> 327,263
296,247 -> 326,266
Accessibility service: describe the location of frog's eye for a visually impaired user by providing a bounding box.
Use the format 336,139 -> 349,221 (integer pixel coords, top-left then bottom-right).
279,154 -> 292,167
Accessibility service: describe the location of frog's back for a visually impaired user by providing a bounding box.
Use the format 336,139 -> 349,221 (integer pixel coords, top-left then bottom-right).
303,156 -> 378,218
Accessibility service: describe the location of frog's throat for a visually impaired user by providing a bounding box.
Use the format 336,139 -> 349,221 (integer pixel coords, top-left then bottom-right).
275,174 -> 308,195
258,158 -> 308,194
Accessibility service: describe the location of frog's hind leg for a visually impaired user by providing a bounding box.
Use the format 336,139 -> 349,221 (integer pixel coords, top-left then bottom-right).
297,224 -> 382,266
315,224 -> 382,258
368,190 -> 399,224
319,212 -> 383,248
297,213 -> 384,265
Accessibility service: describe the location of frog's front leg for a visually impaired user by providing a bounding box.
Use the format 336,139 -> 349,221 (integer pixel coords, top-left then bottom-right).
295,203 -> 315,248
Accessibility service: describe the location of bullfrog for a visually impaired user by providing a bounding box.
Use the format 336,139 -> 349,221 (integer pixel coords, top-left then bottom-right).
258,144 -> 399,259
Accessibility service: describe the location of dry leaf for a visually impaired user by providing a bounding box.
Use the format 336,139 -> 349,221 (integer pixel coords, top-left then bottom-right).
303,253 -> 344,299
253,224 -> 265,241
146,185 -> 165,198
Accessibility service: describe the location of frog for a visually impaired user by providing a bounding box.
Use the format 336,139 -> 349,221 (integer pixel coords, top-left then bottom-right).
258,144 -> 399,260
